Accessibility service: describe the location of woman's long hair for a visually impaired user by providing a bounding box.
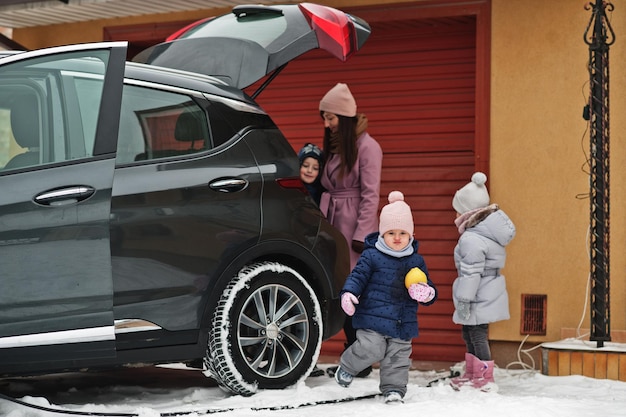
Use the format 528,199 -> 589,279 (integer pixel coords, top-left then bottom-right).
321,112 -> 358,177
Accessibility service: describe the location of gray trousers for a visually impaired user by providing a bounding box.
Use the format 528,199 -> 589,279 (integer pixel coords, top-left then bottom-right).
461,324 -> 491,360
340,328 -> 412,396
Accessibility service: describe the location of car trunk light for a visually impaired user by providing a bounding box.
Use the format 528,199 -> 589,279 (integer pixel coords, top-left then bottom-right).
299,2 -> 356,61
277,177 -> 308,195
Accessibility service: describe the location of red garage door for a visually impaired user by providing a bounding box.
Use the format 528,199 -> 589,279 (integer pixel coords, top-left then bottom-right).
250,7 -> 487,362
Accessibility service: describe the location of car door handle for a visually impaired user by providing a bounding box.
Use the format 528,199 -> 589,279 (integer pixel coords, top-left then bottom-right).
209,178 -> 248,193
34,185 -> 96,206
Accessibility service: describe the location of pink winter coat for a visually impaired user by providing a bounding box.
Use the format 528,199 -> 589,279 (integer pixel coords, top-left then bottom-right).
319,132 -> 383,269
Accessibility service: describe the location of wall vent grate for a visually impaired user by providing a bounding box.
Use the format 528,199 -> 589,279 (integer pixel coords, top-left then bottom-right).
521,294 -> 547,335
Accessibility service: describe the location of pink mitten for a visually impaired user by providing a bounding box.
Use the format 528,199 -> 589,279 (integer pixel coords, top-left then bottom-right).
409,284 -> 435,302
341,292 -> 359,316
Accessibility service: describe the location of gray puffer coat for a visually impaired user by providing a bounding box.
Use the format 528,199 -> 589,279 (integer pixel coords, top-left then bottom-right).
452,205 -> 516,325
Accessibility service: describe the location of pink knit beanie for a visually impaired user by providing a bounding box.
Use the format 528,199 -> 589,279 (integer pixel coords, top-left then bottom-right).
379,191 -> 414,235
319,83 -> 357,117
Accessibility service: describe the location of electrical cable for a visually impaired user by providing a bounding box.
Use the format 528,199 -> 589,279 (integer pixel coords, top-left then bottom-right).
503,334 -> 539,373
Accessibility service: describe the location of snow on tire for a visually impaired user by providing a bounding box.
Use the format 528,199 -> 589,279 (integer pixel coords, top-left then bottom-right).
205,262 -> 322,396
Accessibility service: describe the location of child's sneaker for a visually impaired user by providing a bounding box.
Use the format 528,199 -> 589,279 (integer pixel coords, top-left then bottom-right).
383,391 -> 404,404
327,365 -> 371,378
334,366 -> 354,387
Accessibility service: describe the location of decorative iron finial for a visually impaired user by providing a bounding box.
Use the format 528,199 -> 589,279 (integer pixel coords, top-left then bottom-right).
584,1 -> 615,47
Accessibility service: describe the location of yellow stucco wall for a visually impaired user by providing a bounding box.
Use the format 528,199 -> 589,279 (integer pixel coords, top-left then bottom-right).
10,0 -> 626,346
491,0 -> 626,344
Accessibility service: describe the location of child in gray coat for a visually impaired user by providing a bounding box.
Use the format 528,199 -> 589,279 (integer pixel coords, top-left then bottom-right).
334,191 -> 437,403
449,172 -> 516,391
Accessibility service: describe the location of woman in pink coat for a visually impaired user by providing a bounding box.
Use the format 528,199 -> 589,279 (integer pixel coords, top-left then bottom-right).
318,83 -> 383,376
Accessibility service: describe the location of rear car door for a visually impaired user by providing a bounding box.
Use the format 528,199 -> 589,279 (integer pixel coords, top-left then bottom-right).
0,42 -> 126,372
110,82 -> 265,338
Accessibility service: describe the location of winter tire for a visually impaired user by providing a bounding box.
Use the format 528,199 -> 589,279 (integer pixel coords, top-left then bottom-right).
206,262 -> 322,396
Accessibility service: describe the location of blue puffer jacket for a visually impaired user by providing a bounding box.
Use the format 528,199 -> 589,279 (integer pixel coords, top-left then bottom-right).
341,232 -> 437,341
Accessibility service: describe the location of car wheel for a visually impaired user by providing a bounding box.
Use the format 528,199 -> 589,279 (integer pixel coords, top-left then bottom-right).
205,261 -> 322,396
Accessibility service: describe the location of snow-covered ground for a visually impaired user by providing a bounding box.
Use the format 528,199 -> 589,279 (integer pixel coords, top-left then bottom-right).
1,357 -> 625,417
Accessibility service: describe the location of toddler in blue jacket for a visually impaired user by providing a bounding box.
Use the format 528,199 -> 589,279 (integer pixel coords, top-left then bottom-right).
335,191 -> 437,403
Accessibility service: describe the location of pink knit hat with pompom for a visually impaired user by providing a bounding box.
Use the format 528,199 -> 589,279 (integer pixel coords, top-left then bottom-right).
379,191 -> 414,235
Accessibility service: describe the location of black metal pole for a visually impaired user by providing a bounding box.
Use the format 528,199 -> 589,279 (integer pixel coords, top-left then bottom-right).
584,0 -> 614,348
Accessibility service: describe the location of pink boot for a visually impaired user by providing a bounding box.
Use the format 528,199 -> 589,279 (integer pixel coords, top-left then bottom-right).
450,353 -> 497,391
470,359 -> 496,391
449,352 -> 475,389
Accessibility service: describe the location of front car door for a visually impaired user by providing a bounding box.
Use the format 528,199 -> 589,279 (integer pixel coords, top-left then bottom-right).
0,42 -> 126,373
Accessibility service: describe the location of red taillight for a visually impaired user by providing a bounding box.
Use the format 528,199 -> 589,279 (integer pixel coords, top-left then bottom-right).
277,177 -> 309,195
299,2 -> 355,61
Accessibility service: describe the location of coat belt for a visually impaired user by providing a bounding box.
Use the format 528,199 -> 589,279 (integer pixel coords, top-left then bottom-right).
483,268 -> 500,277
319,188 -> 361,217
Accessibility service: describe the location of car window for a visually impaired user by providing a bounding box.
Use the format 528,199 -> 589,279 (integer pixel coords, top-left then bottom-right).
0,51 -> 110,171
115,85 -> 211,164
199,93 -> 276,146
177,12 -> 287,48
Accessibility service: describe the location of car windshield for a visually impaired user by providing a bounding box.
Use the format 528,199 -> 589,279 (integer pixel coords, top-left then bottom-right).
177,13 -> 287,49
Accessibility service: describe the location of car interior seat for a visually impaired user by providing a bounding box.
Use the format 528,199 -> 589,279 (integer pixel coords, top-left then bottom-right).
174,106 -> 208,151
134,106 -> 208,161
4,92 -> 40,170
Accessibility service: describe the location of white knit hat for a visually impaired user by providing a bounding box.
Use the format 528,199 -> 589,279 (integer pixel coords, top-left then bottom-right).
319,83 -> 357,117
452,172 -> 490,214
379,191 -> 414,235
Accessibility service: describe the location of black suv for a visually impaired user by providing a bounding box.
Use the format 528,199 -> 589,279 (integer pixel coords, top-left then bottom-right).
0,3 -> 370,395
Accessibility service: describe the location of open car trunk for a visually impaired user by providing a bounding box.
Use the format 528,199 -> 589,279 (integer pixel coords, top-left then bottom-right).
133,2 -> 371,94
